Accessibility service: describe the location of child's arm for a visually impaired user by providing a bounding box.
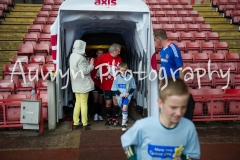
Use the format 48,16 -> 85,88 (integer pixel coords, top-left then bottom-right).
123,146 -> 137,160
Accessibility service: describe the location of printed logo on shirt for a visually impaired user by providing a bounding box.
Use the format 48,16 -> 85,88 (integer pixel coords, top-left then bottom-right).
118,84 -> 126,88
126,84 -> 129,89
148,144 -> 184,159
166,54 -> 169,59
161,58 -> 168,63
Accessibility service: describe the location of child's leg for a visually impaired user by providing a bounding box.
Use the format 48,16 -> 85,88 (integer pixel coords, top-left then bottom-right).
122,105 -> 128,126
92,91 -> 99,119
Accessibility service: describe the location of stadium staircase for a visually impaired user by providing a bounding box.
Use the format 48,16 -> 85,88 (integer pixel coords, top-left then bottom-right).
193,0 -> 240,53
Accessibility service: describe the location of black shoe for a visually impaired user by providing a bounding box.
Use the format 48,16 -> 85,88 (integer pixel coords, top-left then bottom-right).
72,124 -> 83,130
83,125 -> 91,130
105,119 -> 113,126
113,120 -> 121,127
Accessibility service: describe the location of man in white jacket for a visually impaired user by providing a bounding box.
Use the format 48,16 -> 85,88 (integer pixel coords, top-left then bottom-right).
70,40 -> 94,130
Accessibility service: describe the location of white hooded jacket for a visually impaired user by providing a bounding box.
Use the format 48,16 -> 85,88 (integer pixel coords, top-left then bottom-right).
69,40 -> 94,93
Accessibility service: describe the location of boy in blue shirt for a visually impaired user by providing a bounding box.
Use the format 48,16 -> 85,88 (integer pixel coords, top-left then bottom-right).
111,62 -> 136,131
121,78 -> 200,160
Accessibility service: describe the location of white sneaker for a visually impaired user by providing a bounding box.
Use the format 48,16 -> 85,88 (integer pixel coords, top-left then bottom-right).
94,114 -> 98,121
122,124 -> 127,132
98,115 -> 103,121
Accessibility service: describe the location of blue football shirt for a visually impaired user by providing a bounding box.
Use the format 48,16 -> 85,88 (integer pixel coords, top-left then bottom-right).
160,43 -> 183,79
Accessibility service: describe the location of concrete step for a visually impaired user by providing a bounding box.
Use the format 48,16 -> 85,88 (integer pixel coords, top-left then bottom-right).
4,17 -> 34,23
0,25 -> 29,30
0,33 -> 25,41
192,6 -> 216,11
222,40 -> 240,46
220,37 -> 240,40
1,21 -> 33,25
210,24 -> 235,29
7,15 -> 37,18
9,11 -> 38,16
198,12 -> 220,16
204,17 -> 229,22
0,41 -> 22,50
0,51 -> 17,59
229,48 -> 240,53
228,44 -> 240,49
14,3 -> 42,7
13,6 -> 41,10
193,4 -> 211,7
217,32 -> 240,37
205,21 -> 230,24
0,62 -> 11,73
212,28 -> 239,32
10,9 -> 40,12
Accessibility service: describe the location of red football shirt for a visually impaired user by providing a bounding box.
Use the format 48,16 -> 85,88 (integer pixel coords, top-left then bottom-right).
91,57 -> 101,87
95,53 -> 122,90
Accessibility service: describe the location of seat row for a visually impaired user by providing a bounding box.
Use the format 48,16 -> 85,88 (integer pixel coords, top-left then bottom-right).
37,10 -> 58,17
186,73 -> 240,89
180,52 -> 240,63
17,43 -> 51,58
41,4 -> 60,11
212,0 -> 240,7
24,32 -> 51,43
148,4 -> 193,11
151,10 -> 199,17
144,0 -> 188,5
12,55 -> 53,64
165,32 -> 219,43
43,0 -> 64,5
156,41 -> 229,54
151,17 -> 205,24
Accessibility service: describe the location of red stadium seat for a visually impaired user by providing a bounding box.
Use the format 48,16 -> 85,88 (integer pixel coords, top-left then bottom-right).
228,0 -> 238,5
3,64 -> 22,77
179,32 -> 193,43
150,5 -> 162,11
168,0 -> 178,5
152,24 -> 161,31
185,42 -> 200,54
39,33 -> 51,42
158,17 -> 169,23
12,56 -> 29,64
178,0 -> 188,5
52,5 -> 60,11
17,44 -> 34,57
54,0 -> 64,5
182,17 -> 194,24
212,74 -> 232,89
24,33 -> 38,42
23,63 -> 40,75
195,74 -> 212,89
41,4 -> 52,11
42,64 -> 55,74
16,79 -> 34,92
215,42 -> 229,54
166,32 -> 179,42
202,62 -> 219,72
158,0 -> 168,5
151,17 -> 158,24
44,0 -> 54,5
232,16 -> 240,24
42,25 -> 51,34
183,63 -> 201,73
49,11 -> 58,17
28,24 -> 42,32
154,11 -> 165,17
188,10 -> 198,17
186,24 -> 200,33
46,17 -> 56,24
193,32 -> 206,43
231,74 -> 240,88
34,17 -> 47,25
193,17 -> 205,24
46,55 -> 53,64
193,52 -> 209,62
174,24 -> 186,32
37,79 -> 48,89
219,62 -> 237,73
172,5 -> 183,11
181,53 -> 193,63
174,42 -> 185,52
177,10 -> 188,17
146,0 -> 159,5
201,42 -> 215,54
162,5 -> 172,10
183,5 -> 193,10
169,17 -> 182,24
225,53 -> 240,62
206,32 -> 219,42
0,79 -> 14,92
162,24 -> 174,32
30,55 -> 46,65
34,44 -> 50,54
207,101 -> 225,115
209,53 -> 225,62
229,100 -> 240,114
166,10 -> 177,17
37,11 -> 49,17
200,24 -> 212,32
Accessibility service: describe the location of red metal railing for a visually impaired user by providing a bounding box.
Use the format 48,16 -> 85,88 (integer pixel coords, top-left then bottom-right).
0,98 -> 44,132
192,90 -> 240,121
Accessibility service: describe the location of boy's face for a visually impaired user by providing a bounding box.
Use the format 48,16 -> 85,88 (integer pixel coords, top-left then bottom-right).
119,67 -> 127,76
158,94 -> 189,124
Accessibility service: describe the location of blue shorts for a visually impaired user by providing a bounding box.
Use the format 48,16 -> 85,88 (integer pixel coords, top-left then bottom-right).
121,98 -> 129,108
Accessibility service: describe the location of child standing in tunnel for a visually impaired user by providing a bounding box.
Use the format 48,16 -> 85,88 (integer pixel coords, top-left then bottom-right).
111,62 -> 136,131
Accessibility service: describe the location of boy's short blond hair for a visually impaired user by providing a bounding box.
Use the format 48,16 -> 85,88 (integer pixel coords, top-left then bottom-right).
160,78 -> 189,102
154,29 -> 168,40
118,62 -> 128,69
